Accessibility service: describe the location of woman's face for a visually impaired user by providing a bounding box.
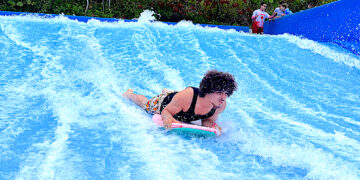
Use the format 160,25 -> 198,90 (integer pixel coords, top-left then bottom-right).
208,92 -> 227,108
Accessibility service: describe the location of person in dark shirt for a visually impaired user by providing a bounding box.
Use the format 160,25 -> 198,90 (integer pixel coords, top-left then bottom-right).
123,70 -> 237,133
308,2 -> 315,9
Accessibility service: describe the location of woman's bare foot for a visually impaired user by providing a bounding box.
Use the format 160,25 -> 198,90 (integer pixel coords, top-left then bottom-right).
122,89 -> 148,107
122,89 -> 134,99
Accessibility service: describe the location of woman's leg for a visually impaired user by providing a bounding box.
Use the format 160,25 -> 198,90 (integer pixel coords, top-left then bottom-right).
123,89 -> 148,107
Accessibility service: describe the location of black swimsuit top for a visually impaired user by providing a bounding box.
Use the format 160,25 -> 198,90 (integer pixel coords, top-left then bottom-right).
160,87 -> 216,123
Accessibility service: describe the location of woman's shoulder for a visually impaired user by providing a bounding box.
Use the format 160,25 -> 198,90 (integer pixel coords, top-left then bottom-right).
178,87 -> 194,96
173,87 -> 194,104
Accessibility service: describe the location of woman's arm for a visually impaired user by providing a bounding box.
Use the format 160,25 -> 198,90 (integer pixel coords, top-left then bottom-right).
161,88 -> 193,129
202,100 -> 226,134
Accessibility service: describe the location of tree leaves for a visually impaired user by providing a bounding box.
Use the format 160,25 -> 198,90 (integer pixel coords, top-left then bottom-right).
7,0 -> 16,6
16,2 -> 23,7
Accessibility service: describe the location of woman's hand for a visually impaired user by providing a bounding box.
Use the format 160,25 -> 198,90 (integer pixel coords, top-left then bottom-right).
163,118 -> 182,129
214,124 -> 222,136
163,117 -> 174,129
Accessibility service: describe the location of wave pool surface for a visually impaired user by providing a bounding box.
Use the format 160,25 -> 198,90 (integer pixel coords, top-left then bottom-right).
1,12 -> 360,179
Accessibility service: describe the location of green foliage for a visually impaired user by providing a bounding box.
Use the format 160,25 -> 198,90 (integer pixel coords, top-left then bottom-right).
0,0 -> 337,26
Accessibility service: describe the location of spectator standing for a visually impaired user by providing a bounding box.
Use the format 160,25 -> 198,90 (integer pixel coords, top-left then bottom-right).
272,1 -> 285,17
272,2 -> 293,18
308,2 -> 315,9
283,3 -> 293,15
251,2 -> 273,34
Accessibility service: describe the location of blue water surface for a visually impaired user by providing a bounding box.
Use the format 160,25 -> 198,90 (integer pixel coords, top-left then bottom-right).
1,12 -> 360,179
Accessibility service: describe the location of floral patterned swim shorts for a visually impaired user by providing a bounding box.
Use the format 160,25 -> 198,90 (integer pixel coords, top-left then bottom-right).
144,91 -> 175,114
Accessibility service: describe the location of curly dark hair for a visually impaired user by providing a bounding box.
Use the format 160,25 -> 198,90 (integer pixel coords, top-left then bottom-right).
280,3 -> 288,9
199,70 -> 237,97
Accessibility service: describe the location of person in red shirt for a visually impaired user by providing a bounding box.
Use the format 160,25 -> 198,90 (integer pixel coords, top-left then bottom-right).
251,2 -> 273,34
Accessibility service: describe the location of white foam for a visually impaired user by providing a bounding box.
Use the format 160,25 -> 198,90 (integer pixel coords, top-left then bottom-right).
3,23 -> 88,178
282,34 -> 360,69
132,29 -> 185,90
227,41 -> 360,155
225,42 -> 360,178
138,10 -> 157,23
227,130 -> 360,179
108,101 -> 230,179
240,93 -> 360,161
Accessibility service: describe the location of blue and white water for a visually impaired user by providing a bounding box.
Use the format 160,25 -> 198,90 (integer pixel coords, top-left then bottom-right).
1,11 -> 360,179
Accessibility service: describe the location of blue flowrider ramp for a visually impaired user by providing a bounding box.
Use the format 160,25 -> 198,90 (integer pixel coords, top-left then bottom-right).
264,0 -> 360,56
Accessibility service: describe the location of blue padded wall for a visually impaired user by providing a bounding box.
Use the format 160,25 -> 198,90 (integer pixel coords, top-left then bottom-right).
264,0 -> 360,55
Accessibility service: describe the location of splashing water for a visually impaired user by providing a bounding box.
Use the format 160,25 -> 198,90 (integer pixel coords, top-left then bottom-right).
1,11 -> 360,179
138,10 -> 157,23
